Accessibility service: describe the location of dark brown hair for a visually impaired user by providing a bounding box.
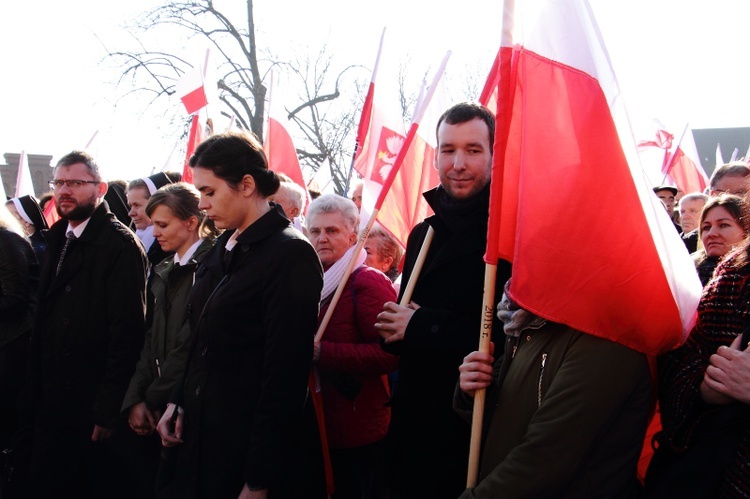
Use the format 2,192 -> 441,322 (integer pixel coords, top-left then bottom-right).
436,102 -> 495,150
189,131 -> 279,197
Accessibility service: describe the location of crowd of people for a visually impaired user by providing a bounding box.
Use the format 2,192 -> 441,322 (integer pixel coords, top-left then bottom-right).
1,101 -> 750,499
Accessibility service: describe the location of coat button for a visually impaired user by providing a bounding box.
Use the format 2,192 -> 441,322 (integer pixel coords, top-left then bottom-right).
62,318 -> 70,325
64,285 -> 72,292
430,325 -> 439,333
526,335 -> 531,342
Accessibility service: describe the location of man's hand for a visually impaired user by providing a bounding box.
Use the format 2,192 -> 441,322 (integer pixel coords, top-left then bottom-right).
156,403 -> 184,447
458,345 -> 495,398
128,401 -> 156,436
703,334 -> 750,404
375,301 -> 420,344
91,425 -> 112,442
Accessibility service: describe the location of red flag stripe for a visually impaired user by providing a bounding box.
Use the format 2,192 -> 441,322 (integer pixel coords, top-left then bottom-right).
486,0 -> 701,356
180,87 -> 208,116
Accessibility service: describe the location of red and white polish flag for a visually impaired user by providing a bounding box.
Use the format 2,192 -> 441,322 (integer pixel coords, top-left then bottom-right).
263,71 -> 307,190
486,0 -> 701,356
175,65 -> 209,115
351,29 -> 408,228
375,76 -> 446,249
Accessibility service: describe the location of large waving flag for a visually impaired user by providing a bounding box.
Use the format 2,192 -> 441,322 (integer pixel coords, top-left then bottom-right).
376,77 -> 447,248
352,29 -> 408,225
15,150 -> 34,197
486,0 -> 701,356
263,71 -> 306,189
352,28 -> 447,247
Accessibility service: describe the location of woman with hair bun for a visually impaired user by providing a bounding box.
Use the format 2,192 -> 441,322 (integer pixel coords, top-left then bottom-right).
157,132 -> 325,499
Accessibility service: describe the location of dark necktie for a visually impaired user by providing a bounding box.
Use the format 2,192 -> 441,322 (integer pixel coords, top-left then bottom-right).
56,231 -> 76,275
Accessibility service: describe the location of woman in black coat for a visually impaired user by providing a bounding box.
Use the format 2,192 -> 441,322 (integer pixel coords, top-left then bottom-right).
0,204 -> 38,451
157,132 -> 325,499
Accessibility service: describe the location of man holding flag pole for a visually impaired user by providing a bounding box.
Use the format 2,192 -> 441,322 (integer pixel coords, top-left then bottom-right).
452,0 -> 701,496
375,102 -> 511,498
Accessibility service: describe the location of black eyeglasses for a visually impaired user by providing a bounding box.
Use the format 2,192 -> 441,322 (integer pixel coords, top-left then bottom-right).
49,179 -> 100,190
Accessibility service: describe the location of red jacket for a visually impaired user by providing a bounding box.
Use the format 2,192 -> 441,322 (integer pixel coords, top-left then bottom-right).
318,265 -> 398,449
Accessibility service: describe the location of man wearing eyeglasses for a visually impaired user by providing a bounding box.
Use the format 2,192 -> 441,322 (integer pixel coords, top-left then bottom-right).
24,150 -> 147,498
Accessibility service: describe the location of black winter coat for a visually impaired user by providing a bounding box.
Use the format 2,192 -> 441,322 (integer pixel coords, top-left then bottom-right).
0,228 -> 38,348
383,186 -> 512,498
29,202 -> 147,429
171,206 -> 324,498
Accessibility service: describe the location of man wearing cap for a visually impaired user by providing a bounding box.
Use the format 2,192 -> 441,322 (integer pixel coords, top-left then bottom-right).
653,185 -> 681,233
25,150 -> 147,497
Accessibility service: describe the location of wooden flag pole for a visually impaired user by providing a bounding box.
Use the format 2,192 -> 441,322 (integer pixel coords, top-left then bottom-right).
466,0 -> 514,488
466,263 -> 498,487
398,226 -> 434,306
314,52 -> 450,343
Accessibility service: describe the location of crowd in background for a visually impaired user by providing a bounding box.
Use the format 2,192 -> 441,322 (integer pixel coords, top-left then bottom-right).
1,107 -> 750,498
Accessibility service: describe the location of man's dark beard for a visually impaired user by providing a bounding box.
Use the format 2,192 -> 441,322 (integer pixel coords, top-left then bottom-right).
58,200 -> 97,221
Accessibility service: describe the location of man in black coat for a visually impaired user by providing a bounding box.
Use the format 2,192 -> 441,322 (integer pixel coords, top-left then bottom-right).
375,103 -> 512,498
26,151 -> 147,498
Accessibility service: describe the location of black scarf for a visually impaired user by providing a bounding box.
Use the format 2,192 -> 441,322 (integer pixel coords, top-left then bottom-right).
430,183 -> 491,234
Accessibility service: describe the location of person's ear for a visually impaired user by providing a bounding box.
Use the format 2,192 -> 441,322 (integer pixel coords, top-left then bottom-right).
185,215 -> 199,232
240,174 -> 256,197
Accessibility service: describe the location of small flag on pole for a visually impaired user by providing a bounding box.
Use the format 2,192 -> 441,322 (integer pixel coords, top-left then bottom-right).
175,65 -> 209,115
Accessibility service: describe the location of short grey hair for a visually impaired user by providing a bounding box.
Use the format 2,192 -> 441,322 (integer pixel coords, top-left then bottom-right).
679,192 -> 708,208
276,181 -> 307,212
306,193 -> 359,233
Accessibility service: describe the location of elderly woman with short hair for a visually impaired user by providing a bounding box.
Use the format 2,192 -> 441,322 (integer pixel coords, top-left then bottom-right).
306,194 -> 398,499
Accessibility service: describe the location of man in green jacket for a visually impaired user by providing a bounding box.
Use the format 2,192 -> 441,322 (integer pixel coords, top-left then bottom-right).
455,286 -> 652,498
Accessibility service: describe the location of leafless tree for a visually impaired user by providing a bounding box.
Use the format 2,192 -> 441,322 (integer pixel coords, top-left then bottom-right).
103,0 -> 367,193
281,46 -> 367,194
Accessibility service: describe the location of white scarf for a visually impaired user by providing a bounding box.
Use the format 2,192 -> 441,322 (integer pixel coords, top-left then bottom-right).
321,245 -> 366,302
136,225 -> 156,253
